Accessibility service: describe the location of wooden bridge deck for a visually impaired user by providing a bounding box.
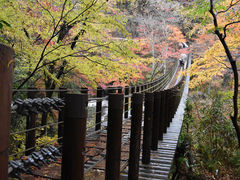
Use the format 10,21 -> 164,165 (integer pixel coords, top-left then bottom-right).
121,63 -> 190,180
121,113 -> 184,180
83,70 -> 190,180
83,59 -> 190,179
6,56 -> 191,179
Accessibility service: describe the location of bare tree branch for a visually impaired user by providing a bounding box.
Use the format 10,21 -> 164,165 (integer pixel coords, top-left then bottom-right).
213,57 -> 231,69
62,1 -> 78,19
217,0 -> 240,15
36,0 -> 55,28
68,0 -> 98,25
223,20 -> 240,39
43,40 -> 111,59
14,0 -> 70,92
38,48 -> 105,69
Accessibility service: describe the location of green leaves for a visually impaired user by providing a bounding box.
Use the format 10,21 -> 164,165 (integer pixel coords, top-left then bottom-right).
0,0 -> 152,90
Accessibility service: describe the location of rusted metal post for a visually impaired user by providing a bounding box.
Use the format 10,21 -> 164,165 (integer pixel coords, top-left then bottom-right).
136,86 -> 140,93
0,44 -> 14,180
61,94 -> 88,180
158,91 -> 165,141
144,84 -> 147,91
131,86 -> 135,95
107,87 -> 116,94
145,84 -> 149,92
124,86 -> 129,119
25,88 -> 37,155
176,88 -> 181,109
80,87 -> 88,94
142,93 -> 154,164
161,90 -> 167,134
172,89 -> 178,120
163,90 -> 168,133
117,86 -> 122,93
167,89 -> 174,127
128,93 -> 143,179
105,93 -> 124,180
130,86 -> 135,116
151,92 -> 161,150
58,87 -> 67,146
172,89 -> 177,121
95,87 -> 103,131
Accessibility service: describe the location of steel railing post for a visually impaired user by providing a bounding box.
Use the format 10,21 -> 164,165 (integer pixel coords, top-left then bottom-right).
128,93 -> 143,179
80,87 -> 88,94
61,94 -> 88,180
158,91 -> 165,141
95,87 -> 103,131
25,88 -> 37,155
105,93 -> 124,180
151,92 -> 161,150
130,86 -> 135,116
142,93 -> 154,164
163,90 -> 168,133
0,44 -> 14,180
58,87 -> 67,147
124,86 -> 129,119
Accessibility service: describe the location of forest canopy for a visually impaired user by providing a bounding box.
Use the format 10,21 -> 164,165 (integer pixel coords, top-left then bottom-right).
0,0 -> 154,93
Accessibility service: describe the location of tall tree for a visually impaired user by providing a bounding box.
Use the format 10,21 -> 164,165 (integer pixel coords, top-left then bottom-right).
184,0 -> 240,147
0,0 -> 151,92
130,0 -> 188,80
0,0 -> 152,130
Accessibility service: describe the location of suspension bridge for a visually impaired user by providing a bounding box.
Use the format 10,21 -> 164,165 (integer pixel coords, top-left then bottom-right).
0,43 -> 191,180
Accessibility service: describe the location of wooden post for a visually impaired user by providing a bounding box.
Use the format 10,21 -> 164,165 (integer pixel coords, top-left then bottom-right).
151,92 -> 161,150
0,44 -> 14,180
105,93 -> 124,180
167,89 -> 174,127
95,87 -> 103,131
124,86 -> 129,119
130,86 -> 135,116
136,86 -> 140,93
144,84 -> 147,92
107,87 -> 116,94
163,90 -> 168,133
128,93 -> 143,179
142,93 -> 154,164
158,91 -> 165,141
161,90 -> 166,134
25,88 -> 37,155
80,87 -> 88,94
117,86 -> 122,93
61,94 -> 88,180
58,87 -> 67,147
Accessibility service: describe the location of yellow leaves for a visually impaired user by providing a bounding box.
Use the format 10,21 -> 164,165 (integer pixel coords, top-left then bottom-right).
43,67 -> 61,86
36,135 -> 58,149
1,0 -> 153,89
189,41 -> 231,88
183,0 -> 240,90
9,134 -> 26,160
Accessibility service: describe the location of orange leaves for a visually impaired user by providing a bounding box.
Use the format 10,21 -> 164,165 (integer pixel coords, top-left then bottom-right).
168,25 -> 186,43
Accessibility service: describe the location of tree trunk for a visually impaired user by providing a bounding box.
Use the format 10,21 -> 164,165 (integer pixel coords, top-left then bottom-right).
215,31 -> 240,148
209,0 -> 240,148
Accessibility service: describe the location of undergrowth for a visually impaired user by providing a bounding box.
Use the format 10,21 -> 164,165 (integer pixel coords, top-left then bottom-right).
171,89 -> 240,179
